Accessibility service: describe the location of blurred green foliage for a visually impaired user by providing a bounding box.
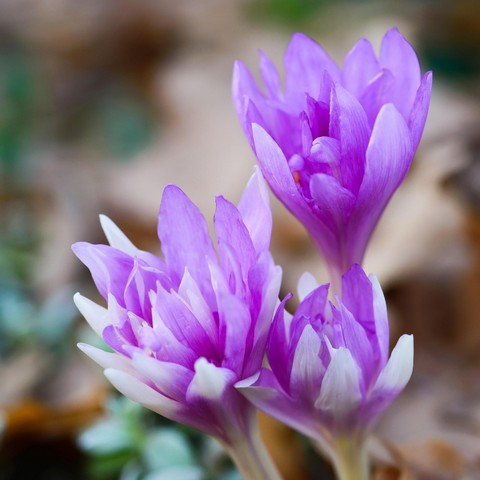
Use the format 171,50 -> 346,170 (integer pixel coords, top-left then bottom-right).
79,396 -> 241,480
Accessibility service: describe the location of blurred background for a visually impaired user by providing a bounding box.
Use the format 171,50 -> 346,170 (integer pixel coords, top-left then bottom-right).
0,0 -> 479,479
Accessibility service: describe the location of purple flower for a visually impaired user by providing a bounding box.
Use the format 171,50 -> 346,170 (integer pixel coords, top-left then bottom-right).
233,28 -> 432,283
236,264 -> 413,449
72,169 -> 282,446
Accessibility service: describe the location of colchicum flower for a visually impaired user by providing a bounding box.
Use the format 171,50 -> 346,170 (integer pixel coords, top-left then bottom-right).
237,264 -> 413,479
72,170 -> 282,480
233,28 -> 432,288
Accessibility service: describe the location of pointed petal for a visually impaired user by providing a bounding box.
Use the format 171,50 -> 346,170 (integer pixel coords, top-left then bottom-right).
359,68 -> 395,127
310,173 -> 356,234
315,347 -> 362,420
78,343 -> 134,373
259,50 -> 281,98
186,358 -> 236,401
342,38 -> 379,99
237,167 -> 272,255
408,71 -> 433,150
284,33 -> 340,109
99,215 -> 138,256
329,84 -> 370,194
369,273 -> 389,366
289,324 -> 323,400
348,103 -> 413,264
334,303 -> 373,387
297,271 -> 318,301
217,293 -> 252,373
340,265 -> 375,333
158,185 -> 216,303
178,269 -> 218,346
74,293 -> 109,337
72,243 -> 132,305
131,353 -> 193,401
379,28 -> 421,118
214,195 -> 255,283
372,334 -> 413,395
105,368 -> 181,418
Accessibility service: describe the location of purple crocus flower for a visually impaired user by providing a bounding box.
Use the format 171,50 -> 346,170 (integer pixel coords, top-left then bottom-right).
72,170 -> 282,479
237,264 -> 413,475
233,28 -> 432,287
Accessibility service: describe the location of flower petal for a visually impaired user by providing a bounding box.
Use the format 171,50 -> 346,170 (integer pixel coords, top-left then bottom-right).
214,195 -> 255,284
72,243 -> 132,305
186,358 -> 236,401
342,38 -> 379,99
131,353 -> 193,401
348,103 -> 413,263
284,33 -> 340,110
372,334 -> 413,395
237,167 -> 272,255
99,214 -> 139,256
289,324 -> 323,400
105,368 -> 181,418
297,271 -> 318,301
379,28 -> 421,119
408,71 -> 433,150
315,347 -> 362,420
158,185 -> 216,304
78,343 -> 134,373
329,84 -> 370,194
74,293 -> 109,337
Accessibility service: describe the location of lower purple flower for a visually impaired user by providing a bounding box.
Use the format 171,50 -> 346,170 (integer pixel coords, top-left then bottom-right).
236,264 -> 413,449
72,169 -> 282,448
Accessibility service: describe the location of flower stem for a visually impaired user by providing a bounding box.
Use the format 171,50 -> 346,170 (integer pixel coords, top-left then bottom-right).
332,436 -> 370,480
223,421 -> 281,480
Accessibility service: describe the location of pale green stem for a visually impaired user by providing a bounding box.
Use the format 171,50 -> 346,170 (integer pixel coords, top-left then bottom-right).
331,436 -> 370,480
223,421 -> 281,480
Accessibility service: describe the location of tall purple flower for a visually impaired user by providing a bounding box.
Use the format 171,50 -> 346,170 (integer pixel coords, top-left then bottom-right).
233,28 -> 432,287
237,264 -> 413,478
72,170 -> 282,479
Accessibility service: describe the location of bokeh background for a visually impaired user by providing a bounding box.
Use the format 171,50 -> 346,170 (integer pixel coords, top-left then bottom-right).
1,0 -> 480,479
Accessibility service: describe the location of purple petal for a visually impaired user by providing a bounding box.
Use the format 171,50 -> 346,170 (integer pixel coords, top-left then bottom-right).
105,368 -> 182,419
266,295 -> 292,393
217,293 -> 252,373
359,68 -> 395,127
334,303 -> 373,389
329,84 -> 370,195
178,269 -> 218,346
236,368 -> 327,443
369,273 -> 390,367
259,50 -> 281,99
154,288 -> 215,361
72,242 -> 132,305
158,185 -> 216,306
348,103 -> 413,264
342,38 -> 379,99
289,324 -> 324,401
362,334 -> 413,429
340,264 -> 375,333
214,195 -> 256,285
284,33 -> 340,110
131,353 -> 193,402
408,71 -> 433,150
379,28 -> 421,119
314,347 -> 362,422
237,168 -> 272,255
310,173 -> 356,235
